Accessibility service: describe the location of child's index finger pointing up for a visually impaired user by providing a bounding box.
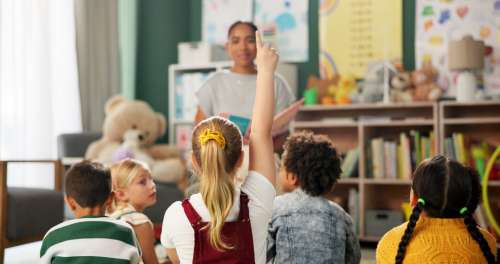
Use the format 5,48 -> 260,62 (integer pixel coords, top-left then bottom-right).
255,30 -> 262,49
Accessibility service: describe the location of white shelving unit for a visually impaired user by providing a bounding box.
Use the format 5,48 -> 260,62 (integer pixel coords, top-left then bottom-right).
167,61 -> 298,147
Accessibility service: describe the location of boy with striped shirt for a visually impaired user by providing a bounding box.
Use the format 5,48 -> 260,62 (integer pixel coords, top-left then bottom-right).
40,161 -> 141,264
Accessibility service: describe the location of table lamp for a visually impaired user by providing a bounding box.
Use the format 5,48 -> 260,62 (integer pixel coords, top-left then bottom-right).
448,35 -> 485,102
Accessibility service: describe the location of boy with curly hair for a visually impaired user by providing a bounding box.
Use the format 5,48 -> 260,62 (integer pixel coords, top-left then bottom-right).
267,131 -> 360,264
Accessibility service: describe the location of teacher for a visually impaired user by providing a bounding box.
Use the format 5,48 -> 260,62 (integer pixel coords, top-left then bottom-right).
194,21 -> 295,125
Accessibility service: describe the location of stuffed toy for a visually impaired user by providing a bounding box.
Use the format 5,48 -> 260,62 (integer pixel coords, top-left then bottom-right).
359,61 -> 397,103
112,129 -> 155,166
86,95 -> 185,183
390,71 -> 413,103
411,61 -> 443,101
306,75 -> 339,104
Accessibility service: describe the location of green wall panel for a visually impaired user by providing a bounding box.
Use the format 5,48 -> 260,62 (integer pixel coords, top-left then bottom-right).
136,0 -> 191,142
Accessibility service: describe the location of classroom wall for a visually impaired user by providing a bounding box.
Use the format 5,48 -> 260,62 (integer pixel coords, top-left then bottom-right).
135,0 -> 191,143
136,0 -> 416,141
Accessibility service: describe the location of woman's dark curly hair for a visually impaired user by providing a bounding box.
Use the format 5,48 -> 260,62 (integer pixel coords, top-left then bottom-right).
282,131 -> 342,196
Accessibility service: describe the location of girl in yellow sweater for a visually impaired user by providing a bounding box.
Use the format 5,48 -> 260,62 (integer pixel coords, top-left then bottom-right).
376,155 -> 497,264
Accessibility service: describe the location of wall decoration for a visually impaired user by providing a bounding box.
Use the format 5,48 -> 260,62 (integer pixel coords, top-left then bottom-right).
254,0 -> 309,62
416,0 -> 500,96
319,0 -> 403,79
202,0 -> 253,44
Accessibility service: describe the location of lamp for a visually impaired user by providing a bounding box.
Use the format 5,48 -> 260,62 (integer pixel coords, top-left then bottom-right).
448,35 -> 485,102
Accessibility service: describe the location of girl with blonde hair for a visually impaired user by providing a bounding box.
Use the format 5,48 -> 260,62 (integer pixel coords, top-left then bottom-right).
108,159 -> 162,264
161,31 -> 278,264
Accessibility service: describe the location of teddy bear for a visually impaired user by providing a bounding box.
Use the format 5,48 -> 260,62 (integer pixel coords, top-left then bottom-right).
112,129 -> 155,167
411,61 -> 443,101
390,71 -> 414,103
85,95 -> 185,183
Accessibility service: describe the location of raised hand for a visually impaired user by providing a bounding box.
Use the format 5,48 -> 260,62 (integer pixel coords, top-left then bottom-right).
255,31 -> 279,74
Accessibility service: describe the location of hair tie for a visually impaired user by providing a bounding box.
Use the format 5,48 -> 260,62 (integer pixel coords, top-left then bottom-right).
417,198 -> 426,206
459,207 -> 468,215
199,129 -> 226,148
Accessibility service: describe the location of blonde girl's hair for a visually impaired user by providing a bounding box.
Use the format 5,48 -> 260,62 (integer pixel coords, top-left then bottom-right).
192,116 -> 242,251
107,158 -> 150,214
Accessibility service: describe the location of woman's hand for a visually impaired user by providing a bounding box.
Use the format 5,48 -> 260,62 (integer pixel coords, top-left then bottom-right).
255,31 -> 278,74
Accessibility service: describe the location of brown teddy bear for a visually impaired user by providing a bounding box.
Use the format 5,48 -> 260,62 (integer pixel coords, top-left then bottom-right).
411,61 -> 443,101
390,71 -> 413,103
85,95 -> 185,183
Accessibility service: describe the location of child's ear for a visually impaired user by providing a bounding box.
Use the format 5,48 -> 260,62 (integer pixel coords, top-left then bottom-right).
114,189 -> 128,201
105,192 -> 114,208
409,189 -> 418,207
65,195 -> 78,211
286,172 -> 299,186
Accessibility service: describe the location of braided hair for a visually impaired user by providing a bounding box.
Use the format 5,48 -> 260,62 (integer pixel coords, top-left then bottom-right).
394,155 -> 496,264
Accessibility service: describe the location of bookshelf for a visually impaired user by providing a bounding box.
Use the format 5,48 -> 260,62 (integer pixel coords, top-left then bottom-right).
293,101 -> 500,242
292,102 -> 438,241
439,101 -> 500,229
167,62 -> 298,151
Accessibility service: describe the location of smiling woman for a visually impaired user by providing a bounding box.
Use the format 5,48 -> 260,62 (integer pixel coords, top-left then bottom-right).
194,21 -> 295,127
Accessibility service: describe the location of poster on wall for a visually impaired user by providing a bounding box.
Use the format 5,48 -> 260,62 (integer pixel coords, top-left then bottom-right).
319,0 -> 402,79
416,0 -> 500,96
254,0 -> 309,62
202,0 -> 253,45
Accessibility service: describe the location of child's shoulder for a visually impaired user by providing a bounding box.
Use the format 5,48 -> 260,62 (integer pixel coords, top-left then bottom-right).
377,222 -> 408,248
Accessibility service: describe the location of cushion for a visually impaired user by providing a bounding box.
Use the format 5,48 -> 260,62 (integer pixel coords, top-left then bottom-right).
7,187 -> 64,240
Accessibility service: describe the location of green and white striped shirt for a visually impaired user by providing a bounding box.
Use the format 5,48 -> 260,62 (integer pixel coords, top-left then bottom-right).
40,216 -> 141,264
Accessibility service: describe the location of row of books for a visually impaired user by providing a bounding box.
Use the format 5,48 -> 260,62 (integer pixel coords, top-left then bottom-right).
368,131 -> 436,179
444,133 -> 499,180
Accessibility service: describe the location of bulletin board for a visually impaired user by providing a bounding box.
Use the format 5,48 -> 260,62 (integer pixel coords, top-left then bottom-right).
254,0 -> 309,62
415,0 -> 500,96
202,0 -> 253,44
319,0 -> 403,79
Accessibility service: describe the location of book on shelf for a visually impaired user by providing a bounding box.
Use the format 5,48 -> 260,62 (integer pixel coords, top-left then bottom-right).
368,130 -> 435,179
371,138 -> 385,179
444,133 -> 500,181
341,148 -> 359,178
348,188 -> 359,235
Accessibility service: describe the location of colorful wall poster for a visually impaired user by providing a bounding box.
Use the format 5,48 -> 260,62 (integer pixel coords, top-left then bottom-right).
319,0 -> 402,79
416,0 -> 500,96
254,0 -> 309,62
202,0 -> 253,44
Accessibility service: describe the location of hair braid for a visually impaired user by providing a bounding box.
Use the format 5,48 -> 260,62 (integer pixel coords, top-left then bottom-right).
395,203 -> 423,264
463,213 -> 496,263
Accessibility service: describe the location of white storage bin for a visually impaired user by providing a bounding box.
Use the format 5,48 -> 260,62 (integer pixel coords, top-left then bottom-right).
178,42 -> 228,65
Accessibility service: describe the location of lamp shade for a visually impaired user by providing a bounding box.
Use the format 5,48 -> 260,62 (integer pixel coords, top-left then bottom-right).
448,35 -> 485,70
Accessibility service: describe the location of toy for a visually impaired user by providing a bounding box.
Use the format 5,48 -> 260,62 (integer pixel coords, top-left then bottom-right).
112,129 -> 155,167
306,75 -> 338,104
412,61 -> 443,101
390,71 -> 413,103
335,75 -> 357,104
86,95 -> 185,183
360,61 -> 397,103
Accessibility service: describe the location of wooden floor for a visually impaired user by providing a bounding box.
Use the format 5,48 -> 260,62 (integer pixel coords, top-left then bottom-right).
4,241 -> 377,263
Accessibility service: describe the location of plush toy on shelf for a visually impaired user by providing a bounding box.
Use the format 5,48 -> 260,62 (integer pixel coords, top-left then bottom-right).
86,95 -> 185,184
412,61 -> 443,101
390,71 -> 414,103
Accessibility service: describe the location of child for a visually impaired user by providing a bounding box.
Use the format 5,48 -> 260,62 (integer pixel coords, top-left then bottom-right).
376,155 -> 498,264
107,159 -> 161,264
40,161 -> 141,263
267,131 -> 361,264
161,30 -> 278,264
